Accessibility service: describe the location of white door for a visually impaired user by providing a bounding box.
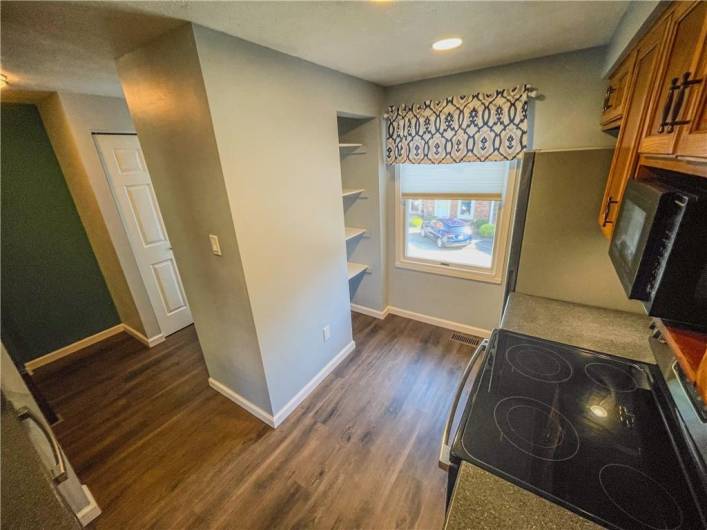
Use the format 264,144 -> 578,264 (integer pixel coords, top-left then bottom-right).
95,134 -> 192,337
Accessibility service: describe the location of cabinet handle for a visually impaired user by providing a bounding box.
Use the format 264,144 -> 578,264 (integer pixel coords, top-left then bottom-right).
666,71 -> 704,132
658,77 -> 681,133
602,197 -> 619,226
602,86 -> 616,112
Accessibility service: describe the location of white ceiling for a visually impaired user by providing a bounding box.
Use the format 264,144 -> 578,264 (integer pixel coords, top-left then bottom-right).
1,1 -> 628,98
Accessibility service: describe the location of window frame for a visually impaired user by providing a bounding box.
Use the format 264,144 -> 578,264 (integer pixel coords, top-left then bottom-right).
394,161 -> 518,284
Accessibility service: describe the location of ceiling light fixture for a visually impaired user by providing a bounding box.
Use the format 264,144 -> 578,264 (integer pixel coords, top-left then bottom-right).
432,38 -> 462,51
590,405 -> 608,418
0,74 -> 7,88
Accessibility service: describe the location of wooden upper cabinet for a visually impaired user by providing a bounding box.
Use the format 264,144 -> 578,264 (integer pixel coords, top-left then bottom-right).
675,8 -> 707,158
640,1 -> 707,156
599,18 -> 669,237
601,52 -> 635,129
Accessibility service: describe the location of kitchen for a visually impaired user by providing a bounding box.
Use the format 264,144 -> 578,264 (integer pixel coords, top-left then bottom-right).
1,1 -> 706,529
442,2 -> 707,526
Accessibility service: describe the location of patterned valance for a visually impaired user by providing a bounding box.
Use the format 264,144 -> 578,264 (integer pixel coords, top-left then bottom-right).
385,84 -> 530,164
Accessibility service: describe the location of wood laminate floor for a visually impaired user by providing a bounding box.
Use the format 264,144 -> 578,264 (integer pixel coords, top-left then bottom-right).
33,313 -> 475,529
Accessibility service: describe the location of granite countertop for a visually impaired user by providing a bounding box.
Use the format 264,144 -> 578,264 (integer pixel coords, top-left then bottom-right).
445,293 -> 655,529
445,462 -> 600,530
501,292 -> 654,364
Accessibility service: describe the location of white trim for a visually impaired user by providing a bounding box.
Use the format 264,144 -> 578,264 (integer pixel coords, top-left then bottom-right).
122,323 -> 165,347
272,340 -> 356,427
387,306 -> 491,338
24,323 -> 165,373
208,377 -> 275,427
393,162 -> 518,284
350,304 -> 389,320
210,341 -> 356,428
76,485 -> 101,526
24,325 -> 124,373
351,304 -> 490,338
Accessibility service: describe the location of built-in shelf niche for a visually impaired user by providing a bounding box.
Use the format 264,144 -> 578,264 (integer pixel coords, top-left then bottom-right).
338,114 -> 375,295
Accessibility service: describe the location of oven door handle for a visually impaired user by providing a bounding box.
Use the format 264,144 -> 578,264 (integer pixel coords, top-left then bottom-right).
439,339 -> 488,470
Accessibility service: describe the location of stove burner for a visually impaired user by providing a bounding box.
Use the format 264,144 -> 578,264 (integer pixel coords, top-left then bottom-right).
505,344 -> 573,383
600,464 -> 683,529
493,397 -> 579,461
585,362 -> 639,393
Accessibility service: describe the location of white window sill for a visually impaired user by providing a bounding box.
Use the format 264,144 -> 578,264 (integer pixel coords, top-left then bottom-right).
395,258 -> 503,284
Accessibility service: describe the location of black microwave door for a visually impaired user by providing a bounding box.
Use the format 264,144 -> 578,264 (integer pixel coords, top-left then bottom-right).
609,180 -> 665,300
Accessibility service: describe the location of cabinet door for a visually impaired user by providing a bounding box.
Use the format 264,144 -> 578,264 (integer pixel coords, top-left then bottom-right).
675,12 -> 707,158
640,2 -> 706,155
599,18 -> 669,237
601,52 -> 635,128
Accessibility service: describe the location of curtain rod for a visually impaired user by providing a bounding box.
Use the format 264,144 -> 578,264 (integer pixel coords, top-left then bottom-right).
387,85 -> 540,111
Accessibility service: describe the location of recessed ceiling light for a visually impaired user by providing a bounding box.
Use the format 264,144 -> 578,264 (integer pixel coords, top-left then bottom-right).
0,74 -> 7,88
590,405 -> 608,418
432,38 -> 462,51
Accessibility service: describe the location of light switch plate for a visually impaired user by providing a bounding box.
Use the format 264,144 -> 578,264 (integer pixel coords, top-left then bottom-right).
209,234 -> 222,256
322,325 -> 331,342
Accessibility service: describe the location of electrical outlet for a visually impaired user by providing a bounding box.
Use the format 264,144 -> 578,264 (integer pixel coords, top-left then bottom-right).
322,325 -> 331,342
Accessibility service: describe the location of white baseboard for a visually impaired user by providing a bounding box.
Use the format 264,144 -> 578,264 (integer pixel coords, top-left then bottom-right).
122,324 -> 165,347
25,323 -> 164,373
208,377 -> 275,427
25,325 -> 125,373
76,484 -> 101,526
388,306 -> 491,338
208,340 -> 357,429
350,303 -> 389,320
351,303 -> 491,338
272,340 -> 356,427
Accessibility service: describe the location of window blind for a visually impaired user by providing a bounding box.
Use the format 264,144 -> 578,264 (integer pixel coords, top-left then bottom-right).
399,161 -> 510,200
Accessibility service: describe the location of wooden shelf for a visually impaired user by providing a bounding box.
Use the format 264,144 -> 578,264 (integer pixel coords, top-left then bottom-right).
345,227 -> 366,241
342,188 -> 365,199
339,143 -> 365,155
347,262 -> 367,281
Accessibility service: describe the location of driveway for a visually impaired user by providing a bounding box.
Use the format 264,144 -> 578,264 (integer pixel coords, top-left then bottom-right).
407,232 -> 493,268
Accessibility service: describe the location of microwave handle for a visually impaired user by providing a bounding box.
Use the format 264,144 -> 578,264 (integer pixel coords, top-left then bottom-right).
641,192 -> 690,300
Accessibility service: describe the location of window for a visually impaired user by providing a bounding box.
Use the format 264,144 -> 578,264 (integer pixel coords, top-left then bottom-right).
395,161 -> 516,283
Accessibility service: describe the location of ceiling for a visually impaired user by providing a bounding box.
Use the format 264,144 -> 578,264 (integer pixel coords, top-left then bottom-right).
1,1 -> 628,98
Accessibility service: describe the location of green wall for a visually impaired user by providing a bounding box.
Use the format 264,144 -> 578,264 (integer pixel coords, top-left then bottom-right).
1,103 -> 120,365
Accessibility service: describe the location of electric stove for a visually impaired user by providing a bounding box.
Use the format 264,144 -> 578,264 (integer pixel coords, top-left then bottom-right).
447,329 -> 707,529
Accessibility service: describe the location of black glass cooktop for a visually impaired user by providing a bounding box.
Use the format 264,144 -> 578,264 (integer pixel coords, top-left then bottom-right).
451,330 -> 706,530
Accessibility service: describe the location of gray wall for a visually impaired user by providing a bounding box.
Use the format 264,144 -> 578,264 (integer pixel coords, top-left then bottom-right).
118,25 -> 271,413
383,47 -> 617,332
191,25 -> 385,414
515,149 -> 642,314
603,1 -> 664,77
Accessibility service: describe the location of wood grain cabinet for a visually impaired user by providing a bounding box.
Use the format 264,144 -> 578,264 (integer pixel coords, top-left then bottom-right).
598,1 -> 707,237
600,52 -> 635,129
675,5 -> 707,158
599,18 -> 669,237
640,1 -> 707,157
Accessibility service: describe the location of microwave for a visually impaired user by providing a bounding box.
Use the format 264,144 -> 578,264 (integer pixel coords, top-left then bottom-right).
609,174 -> 707,329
